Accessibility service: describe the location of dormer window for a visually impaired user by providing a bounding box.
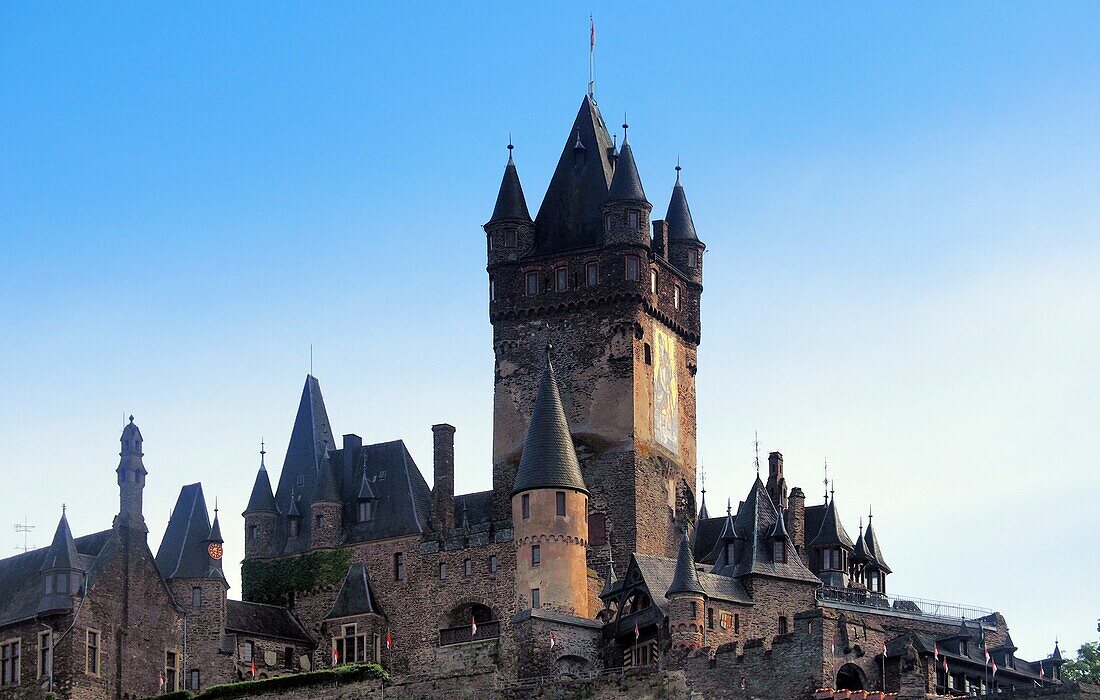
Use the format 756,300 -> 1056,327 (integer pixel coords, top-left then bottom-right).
289,518 -> 301,537
555,267 -> 568,292
774,540 -> 787,563
358,500 -> 374,523
504,229 -> 517,248
525,272 -> 538,296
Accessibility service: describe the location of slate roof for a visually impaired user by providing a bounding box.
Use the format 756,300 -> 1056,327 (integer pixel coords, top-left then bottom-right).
665,171 -> 699,241
156,483 -> 223,581
808,497 -> 854,549
40,513 -> 81,573
533,95 -> 616,252
226,600 -> 312,643
632,553 -> 752,608
804,504 -> 826,550
0,528 -> 112,626
884,630 -> 1052,683
337,440 -> 431,545
697,492 -> 709,521
606,135 -> 647,203
453,490 -> 493,527
667,532 -> 704,596
313,451 -> 341,504
694,513 -> 732,564
713,477 -> 820,584
862,516 -> 890,572
511,349 -> 588,496
244,454 -> 277,514
488,148 -> 532,223
325,563 -> 381,620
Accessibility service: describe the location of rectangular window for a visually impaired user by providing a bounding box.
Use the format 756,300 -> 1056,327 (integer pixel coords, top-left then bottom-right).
504,229 -> 517,248
249,525 -> 258,540
335,625 -> 367,665
605,215 -> 612,234
734,614 -> 740,634
489,555 -> 498,573
687,249 -> 697,268
439,562 -> 448,580
589,512 -> 607,546
38,631 -> 51,680
707,608 -> 714,630
1,640 -> 20,686
531,588 -> 541,609
358,500 -> 373,523
521,494 -> 530,519
556,491 -> 566,516
690,601 -> 697,618
674,286 -> 681,310
628,210 -> 639,229
487,232 -> 494,251
555,267 -> 568,292
284,647 -> 294,668
644,343 -> 652,365
525,271 -> 538,296
191,586 -> 201,608
586,262 -> 598,287
165,652 -> 179,692
315,515 -> 325,528
774,541 -> 786,563
464,559 -> 472,577
86,630 -> 99,675
625,256 -> 640,281
394,553 -> 405,581
779,616 -> 789,635
189,669 -> 200,691
241,640 -> 254,663
531,544 -> 541,567
650,269 -> 658,294
489,278 -> 495,302
289,519 -> 300,537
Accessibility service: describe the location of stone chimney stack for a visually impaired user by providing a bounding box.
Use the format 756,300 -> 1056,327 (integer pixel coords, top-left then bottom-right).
788,487 -> 807,565
432,424 -> 456,534
766,451 -> 788,509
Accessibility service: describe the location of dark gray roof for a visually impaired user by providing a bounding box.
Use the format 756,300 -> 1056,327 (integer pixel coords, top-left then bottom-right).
697,492 -> 709,521
357,474 -> 376,500
694,513 -> 732,564
600,553 -> 618,598
207,512 -> 223,544
116,416 -> 147,477
226,600 -> 312,643
511,350 -> 588,496
533,95 -> 616,252
40,513 -> 81,573
862,516 -> 890,573
155,483 -> 223,581
808,497 -> 854,549
313,451 -> 340,504
488,148 -> 531,223
0,528 -> 111,626
453,490 -> 493,527
713,477 -> 820,584
853,522 -> 869,560
665,172 -> 699,241
770,507 -> 789,540
606,136 -> 647,203
804,504 -> 826,549
244,456 -> 277,514
325,563 -> 381,620
633,554 -> 752,609
667,532 -> 704,596
337,440 -> 431,545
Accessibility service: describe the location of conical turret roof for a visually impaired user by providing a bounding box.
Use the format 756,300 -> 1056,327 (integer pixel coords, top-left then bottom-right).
863,513 -> 891,573
511,346 -> 588,496
809,496 -> 854,548
117,415 -> 147,476
488,146 -> 531,223
770,506 -> 790,540
205,511 -> 223,544
667,531 -> 704,596
244,450 -> 277,514
606,133 -> 647,203
40,511 -> 81,573
665,169 -> 699,241
313,451 -> 340,504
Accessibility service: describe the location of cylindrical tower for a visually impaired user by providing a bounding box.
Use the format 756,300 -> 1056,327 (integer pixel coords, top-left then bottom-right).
243,446 -> 278,559
666,532 -> 705,650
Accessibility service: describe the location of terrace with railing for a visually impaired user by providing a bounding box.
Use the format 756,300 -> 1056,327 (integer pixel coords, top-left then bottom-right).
815,587 -> 993,624
439,619 -> 501,646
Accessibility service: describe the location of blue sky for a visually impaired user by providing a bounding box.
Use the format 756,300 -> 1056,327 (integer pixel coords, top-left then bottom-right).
2,3 -> 1098,661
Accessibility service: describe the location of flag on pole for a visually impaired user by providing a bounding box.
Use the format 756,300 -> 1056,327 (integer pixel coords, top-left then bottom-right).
332,645 -> 339,666
159,673 -> 165,692
882,642 -> 888,658
934,642 -> 939,662
943,656 -> 948,676
549,632 -> 556,651
590,15 -> 595,50
251,660 -> 257,678
1040,661 -> 1045,680
985,647 -> 990,666
992,658 -> 998,678
386,631 -> 393,649
471,615 -> 478,637
634,623 -> 640,641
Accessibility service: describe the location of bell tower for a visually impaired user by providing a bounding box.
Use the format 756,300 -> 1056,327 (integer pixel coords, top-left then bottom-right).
485,96 -> 705,568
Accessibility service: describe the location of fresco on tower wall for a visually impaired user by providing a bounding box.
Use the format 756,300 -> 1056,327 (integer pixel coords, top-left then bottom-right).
653,325 -> 680,454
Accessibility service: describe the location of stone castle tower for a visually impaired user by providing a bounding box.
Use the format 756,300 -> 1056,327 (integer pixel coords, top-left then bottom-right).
485,95 -> 706,569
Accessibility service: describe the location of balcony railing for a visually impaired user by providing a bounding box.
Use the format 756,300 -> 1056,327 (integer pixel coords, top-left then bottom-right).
439,620 -> 501,646
815,587 -> 992,622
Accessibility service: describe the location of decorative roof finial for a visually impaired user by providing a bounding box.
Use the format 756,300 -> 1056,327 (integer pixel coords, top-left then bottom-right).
622,115 -> 629,143
753,431 -> 761,477
214,497 -> 219,516
868,504 -> 873,522
62,503 -> 66,516
675,157 -> 682,182
588,15 -> 596,101
128,415 -> 134,424
726,498 -> 732,516
507,134 -> 514,159
823,458 -> 830,503
859,516 -> 863,535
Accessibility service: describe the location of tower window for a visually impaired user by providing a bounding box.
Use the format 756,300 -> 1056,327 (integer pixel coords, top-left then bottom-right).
487,233 -> 494,252
525,271 -> 538,296
650,269 -> 658,294
555,267 -> 568,292
464,558 -> 472,577
674,286 -> 681,310
688,249 -> 698,269
588,512 -> 607,546
315,515 -> 325,529
779,616 -> 789,635
531,544 -> 541,567
249,525 -> 259,540
556,491 -> 566,516
358,500 -> 373,523
289,518 -> 300,537
191,586 -> 201,608
586,262 -> 598,287
521,493 -> 530,519
605,215 -> 612,234
190,669 -> 200,691
489,278 -> 495,302
691,601 -> 697,618
734,614 -> 740,633
707,608 -> 714,630
625,256 -> 640,281
628,210 -> 639,229
86,630 -> 100,675
438,562 -> 447,580
531,588 -> 541,609
644,343 -> 652,365
504,229 -> 517,248
489,555 -> 498,573
394,553 -> 405,581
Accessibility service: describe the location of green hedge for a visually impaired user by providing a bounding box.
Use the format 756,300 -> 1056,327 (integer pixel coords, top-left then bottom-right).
138,664 -> 387,700
241,549 -> 353,603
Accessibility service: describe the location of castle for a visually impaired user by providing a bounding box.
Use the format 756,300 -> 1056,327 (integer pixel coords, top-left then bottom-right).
0,94 -> 1074,699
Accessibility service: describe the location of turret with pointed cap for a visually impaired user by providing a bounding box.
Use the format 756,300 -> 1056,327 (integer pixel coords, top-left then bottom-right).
116,415 -> 148,533
485,142 -> 537,268
667,529 -> 706,649
489,142 -> 531,224
512,342 -> 591,617
38,508 -> 85,614
601,121 -> 652,247
665,164 -> 705,283
809,491 -> 855,588
311,451 -> 343,549
667,530 -> 705,597
243,443 -> 278,559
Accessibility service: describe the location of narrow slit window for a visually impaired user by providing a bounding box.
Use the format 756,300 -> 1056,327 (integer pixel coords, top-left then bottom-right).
525,272 -> 538,296
586,262 -> 598,287
531,544 -> 541,567
556,491 -> 566,516
555,267 -> 568,292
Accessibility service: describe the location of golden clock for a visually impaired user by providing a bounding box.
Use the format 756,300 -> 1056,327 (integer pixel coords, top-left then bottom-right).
208,542 -> 223,560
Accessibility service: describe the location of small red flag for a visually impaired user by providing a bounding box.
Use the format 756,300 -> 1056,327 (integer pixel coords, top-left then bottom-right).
992,657 -> 998,678
251,660 -> 257,678
634,623 -> 640,641
590,16 -> 596,50
934,642 -> 939,662
332,646 -> 339,665
549,632 -> 556,650
882,641 -> 888,658
1040,661 -> 1045,679
386,631 -> 393,649
943,656 -> 948,676
472,616 -> 478,637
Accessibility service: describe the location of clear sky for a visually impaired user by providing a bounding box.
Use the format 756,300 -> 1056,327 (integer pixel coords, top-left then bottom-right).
2,2 -> 1097,662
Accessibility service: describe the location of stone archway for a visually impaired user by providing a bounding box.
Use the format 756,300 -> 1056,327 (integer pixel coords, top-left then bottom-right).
555,654 -> 590,678
837,663 -> 866,691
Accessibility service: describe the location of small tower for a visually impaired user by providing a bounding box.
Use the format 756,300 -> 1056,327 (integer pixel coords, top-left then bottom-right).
808,491 -> 855,588
310,451 -> 343,549
38,508 -> 85,614
512,344 -> 590,617
664,165 -> 705,284
765,451 -> 788,509
861,508 -> 891,594
666,531 -> 705,650
485,143 -> 536,265
601,122 -> 651,247
116,416 -> 148,533
204,506 -> 225,578
243,444 -> 278,559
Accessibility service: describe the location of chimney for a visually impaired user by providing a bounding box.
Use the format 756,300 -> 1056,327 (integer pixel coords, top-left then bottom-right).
431,424 -> 456,534
766,451 -> 788,509
788,487 -> 806,565
342,433 -> 362,480
652,220 -> 670,259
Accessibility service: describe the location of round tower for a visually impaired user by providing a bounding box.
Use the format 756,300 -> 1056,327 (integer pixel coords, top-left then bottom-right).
666,531 -> 705,650
116,415 -> 148,532
600,123 -> 652,248
242,444 -> 278,559
310,452 -> 343,549
485,143 -> 536,265
664,166 -> 705,285
512,345 -> 590,617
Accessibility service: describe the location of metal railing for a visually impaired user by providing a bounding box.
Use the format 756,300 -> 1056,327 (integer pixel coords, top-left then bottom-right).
815,587 -> 992,622
439,620 -> 501,646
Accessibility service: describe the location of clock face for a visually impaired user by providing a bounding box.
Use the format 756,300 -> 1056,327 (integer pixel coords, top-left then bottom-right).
208,542 -> 223,560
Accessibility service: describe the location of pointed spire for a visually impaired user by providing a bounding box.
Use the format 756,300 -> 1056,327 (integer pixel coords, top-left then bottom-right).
40,509 -> 81,574
809,492 -> 854,548
667,530 -> 705,596
488,141 -> 532,223
512,343 -> 588,496
770,506 -> 790,540
606,120 -> 648,203
1051,641 -> 1062,660
697,466 -> 709,520
599,549 -> 618,598
862,507 -> 891,572
245,443 -> 278,514
117,414 -> 147,476
666,163 -> 699,241
313,450 -> 340,504
275,374 -> 336,511
206,506 -> 224,544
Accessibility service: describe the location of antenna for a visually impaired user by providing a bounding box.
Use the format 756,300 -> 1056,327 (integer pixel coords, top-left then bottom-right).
753,431 -> 761,477
13,515 -> 35,553
588,15 -> 596,101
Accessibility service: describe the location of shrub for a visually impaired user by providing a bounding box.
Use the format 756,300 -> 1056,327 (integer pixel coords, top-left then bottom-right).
197,663 -> 388,699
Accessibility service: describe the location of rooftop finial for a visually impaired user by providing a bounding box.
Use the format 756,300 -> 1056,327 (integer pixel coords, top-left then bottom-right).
508,134 -> 514,158
675,157 -> 682,182
588,15 -> 597,101
859,515 -> 863,535
700,464 -> 706,498
753,431 -> 761,477
622,115 -> 629,143
128,414 -> 134,424
726,498 -> 732,517
823,458 -> 830,503
214,498 -> 219,516
868,504 -> 873,522
62,503 -> 66,516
